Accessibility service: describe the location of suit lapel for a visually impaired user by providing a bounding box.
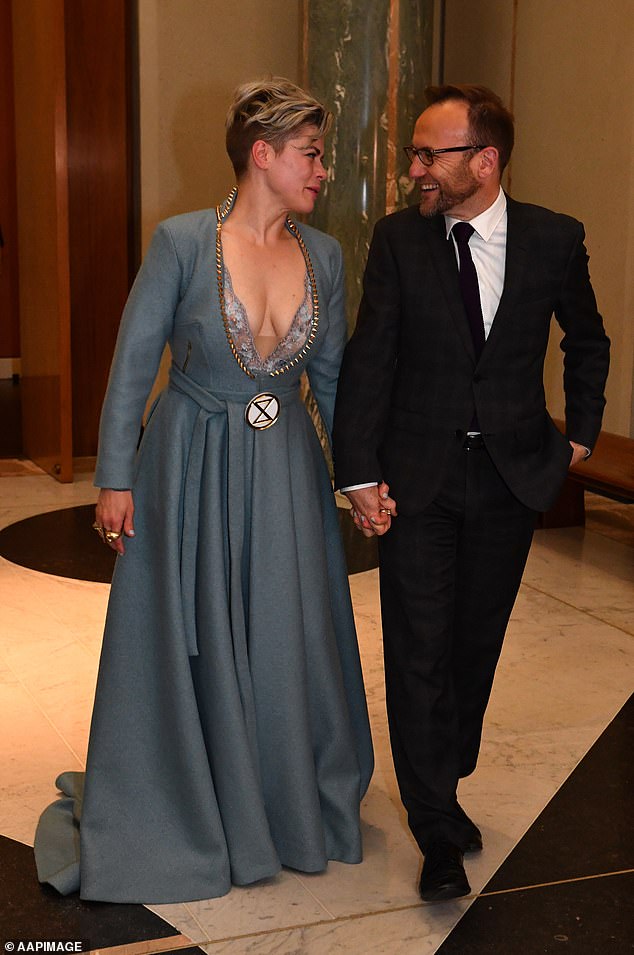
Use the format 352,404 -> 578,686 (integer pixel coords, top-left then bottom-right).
483,197 -> 531,355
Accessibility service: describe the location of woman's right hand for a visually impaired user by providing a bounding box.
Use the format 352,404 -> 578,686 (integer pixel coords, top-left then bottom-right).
95,489 -> 135,555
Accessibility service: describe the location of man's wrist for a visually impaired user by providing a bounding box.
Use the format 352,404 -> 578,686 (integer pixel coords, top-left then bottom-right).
341,482 -> 379,492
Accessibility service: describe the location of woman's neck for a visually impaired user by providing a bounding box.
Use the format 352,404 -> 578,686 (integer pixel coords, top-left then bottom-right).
223,181 -> 291,245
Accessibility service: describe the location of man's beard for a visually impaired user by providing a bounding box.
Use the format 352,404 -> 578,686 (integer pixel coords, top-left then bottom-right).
418,169 -> 480,218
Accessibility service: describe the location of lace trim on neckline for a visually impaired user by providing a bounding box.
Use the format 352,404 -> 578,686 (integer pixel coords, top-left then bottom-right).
222,264 -> 313,373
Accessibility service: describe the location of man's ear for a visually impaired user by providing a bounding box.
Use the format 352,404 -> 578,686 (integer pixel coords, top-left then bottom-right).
476,146 -> 500,181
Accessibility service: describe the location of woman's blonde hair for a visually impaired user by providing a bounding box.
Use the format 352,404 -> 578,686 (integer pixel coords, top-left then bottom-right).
225,77 -> 331,179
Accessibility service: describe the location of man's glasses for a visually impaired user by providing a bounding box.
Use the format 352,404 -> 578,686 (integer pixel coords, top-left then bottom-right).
403,145 -> 486,167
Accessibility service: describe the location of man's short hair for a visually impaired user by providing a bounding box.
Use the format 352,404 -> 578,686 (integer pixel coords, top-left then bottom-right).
425,84 -> 515,172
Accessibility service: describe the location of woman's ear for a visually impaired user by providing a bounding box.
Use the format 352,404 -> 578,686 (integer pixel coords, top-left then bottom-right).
251,139 -> 273,171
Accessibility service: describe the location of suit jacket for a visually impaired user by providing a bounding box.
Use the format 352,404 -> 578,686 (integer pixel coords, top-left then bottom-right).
332,196 -> 610,514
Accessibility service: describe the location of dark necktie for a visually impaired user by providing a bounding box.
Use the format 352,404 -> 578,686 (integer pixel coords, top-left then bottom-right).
452,221 -> 485,359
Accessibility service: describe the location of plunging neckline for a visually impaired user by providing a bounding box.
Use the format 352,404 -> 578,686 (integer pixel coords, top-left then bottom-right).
215,188 -> 320,380
222,263 -> 312,369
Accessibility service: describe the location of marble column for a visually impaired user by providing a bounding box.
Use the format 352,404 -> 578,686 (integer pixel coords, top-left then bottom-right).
303,0 -> 434,331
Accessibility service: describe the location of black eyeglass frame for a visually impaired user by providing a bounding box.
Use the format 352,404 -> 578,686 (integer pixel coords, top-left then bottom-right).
403,144 -> 486,166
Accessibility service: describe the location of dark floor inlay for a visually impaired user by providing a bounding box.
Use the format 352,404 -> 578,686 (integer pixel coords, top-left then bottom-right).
0,504 -> 378,582
0,506 -> 116,582
486,693 -> 633,891
436,871 -> 634,954
437,694 -> 633,953
0,835 -> 200,951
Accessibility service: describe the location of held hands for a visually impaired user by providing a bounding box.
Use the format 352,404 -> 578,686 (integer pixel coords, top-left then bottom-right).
345,482 -> 397,538
94,489 -> 135,555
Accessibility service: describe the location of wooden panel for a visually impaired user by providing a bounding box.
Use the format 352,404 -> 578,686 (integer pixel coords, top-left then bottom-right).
0,0 -> 20,358
537,479 -> 585,529
65,0 -> 136,457
11,0 -> 73,480
570,431 -> 634,499
542,420 -> 634,528
553,418 -> 634,499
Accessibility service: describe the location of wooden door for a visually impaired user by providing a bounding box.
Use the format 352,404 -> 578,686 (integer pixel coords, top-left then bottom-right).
10,0 -> 136,479
11,0 -> 73,480
65,0 -> 138,459
0,0 -> 20,362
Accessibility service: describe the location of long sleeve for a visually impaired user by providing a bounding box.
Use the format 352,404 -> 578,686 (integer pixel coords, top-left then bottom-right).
555,223 -> 610,450
94,222 -> 183,488
305,241 -> 347,440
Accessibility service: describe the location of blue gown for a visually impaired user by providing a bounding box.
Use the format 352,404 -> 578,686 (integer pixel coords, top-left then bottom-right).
34,195 -> 374,903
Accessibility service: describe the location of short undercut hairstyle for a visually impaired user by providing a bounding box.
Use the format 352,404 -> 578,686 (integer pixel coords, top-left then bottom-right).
425,84 -> 515,172
226,77 -> 332,180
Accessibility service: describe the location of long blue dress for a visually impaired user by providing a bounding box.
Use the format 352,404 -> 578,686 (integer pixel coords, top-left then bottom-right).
34,194 -> 374,904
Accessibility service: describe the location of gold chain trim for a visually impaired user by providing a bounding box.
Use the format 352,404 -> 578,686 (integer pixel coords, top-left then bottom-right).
215,188 -> 320,380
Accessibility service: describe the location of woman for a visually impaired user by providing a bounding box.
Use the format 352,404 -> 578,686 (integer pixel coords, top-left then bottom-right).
34,78 -> 373,903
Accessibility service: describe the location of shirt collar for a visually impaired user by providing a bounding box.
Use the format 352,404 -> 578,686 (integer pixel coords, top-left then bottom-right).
444,187 -> 507,241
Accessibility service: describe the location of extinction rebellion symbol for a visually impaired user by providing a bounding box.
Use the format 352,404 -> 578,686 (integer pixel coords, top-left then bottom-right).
245,392 -> 280,430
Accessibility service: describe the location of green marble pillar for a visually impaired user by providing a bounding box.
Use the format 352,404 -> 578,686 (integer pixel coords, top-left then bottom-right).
304,0 -> 434,330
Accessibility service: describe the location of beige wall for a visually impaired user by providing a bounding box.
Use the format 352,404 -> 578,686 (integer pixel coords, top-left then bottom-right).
443,0 -> 634,437
443,0 -> 514,106
136,0 -> 301,402
135,1 -> 634,436
138,0 -> 301,249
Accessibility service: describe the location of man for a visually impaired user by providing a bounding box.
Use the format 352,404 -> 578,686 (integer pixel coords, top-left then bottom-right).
332,85 -> 609,902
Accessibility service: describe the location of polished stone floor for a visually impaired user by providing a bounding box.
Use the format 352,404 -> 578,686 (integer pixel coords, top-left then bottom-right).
0,469 -> 632,954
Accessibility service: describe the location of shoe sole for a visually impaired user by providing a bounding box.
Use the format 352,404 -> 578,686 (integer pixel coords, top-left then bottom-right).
420,881 -> 471,902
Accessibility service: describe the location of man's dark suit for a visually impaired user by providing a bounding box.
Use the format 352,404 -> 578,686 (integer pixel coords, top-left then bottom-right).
332,195 -> 610,851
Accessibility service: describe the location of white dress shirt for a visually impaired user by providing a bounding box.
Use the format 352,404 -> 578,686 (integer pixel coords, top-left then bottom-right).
445,185 -> 507,340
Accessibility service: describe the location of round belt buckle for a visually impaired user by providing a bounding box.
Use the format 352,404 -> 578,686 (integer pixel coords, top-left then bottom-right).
245,392 -> 280,430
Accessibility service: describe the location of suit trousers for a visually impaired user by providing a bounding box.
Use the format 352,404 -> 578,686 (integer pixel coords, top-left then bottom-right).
378,442 -> 537,852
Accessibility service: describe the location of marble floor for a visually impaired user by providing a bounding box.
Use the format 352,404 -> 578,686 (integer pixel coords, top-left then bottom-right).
0,469 -> 632,954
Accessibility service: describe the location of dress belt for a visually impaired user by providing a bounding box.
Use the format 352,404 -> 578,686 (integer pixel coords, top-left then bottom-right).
168,363 -> 300,655
168,362 -> 299,411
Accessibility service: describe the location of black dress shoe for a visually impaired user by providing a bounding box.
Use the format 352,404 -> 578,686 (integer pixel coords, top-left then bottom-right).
419,839 -> 471,902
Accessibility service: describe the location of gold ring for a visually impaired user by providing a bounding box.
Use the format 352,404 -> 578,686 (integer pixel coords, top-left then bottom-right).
104,529 -> 122,543
92,521 -> 107,542
379,507 -> 391,515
